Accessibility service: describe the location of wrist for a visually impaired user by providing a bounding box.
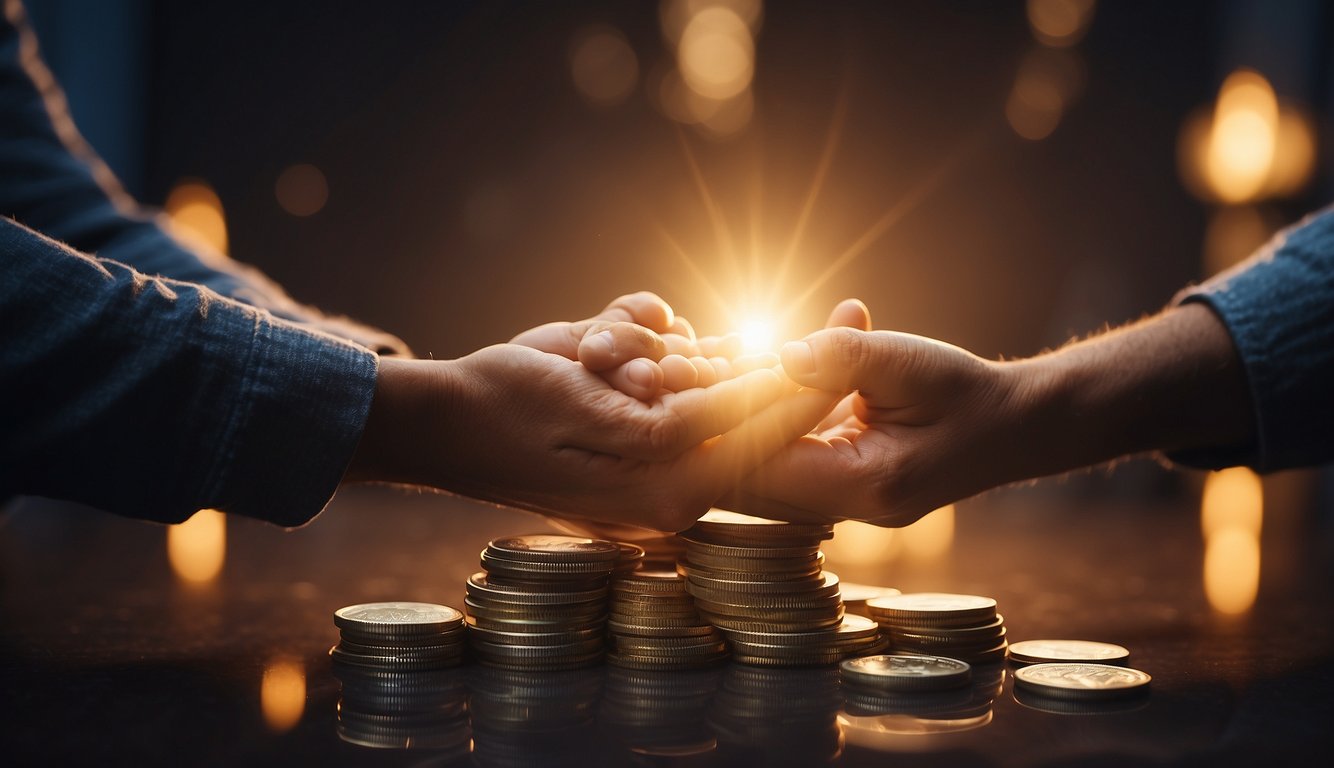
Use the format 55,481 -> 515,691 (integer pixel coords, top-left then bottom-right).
345,356 -> 468,486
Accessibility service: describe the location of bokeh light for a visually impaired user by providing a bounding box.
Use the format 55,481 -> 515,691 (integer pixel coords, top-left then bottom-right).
738,316 -> 776,353
1026,0 -> 1097,48
1202,205 -> 1279,276
678,7 -> 754,100
1207,69 -> 1278,203
166,508 -> 226,585
569,25 -> 639,107
261,657 -> 306,733
164,180 -> 228,254
1006,47 -> 1085,141
274,163 -> 329,217
1200,468 -> 1263,616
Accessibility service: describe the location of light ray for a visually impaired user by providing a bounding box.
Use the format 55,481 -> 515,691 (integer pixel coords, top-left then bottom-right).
676,127 -> 742,295
769,87 -> 849,307
658,226 -> 733,318
785,128 -> 989,321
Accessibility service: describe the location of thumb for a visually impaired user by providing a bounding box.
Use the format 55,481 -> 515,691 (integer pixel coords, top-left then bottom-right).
780,328 -> 906,392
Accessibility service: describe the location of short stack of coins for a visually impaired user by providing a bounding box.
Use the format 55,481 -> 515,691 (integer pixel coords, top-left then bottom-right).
331,602 -> 467,670
606,569 -> 728,670
464,534 -> 618,671
679,510 -> 884,666
867,593 -> 1008,665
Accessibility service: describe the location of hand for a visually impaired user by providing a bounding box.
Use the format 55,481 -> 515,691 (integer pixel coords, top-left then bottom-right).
509,291 -> 778,398
728,302 -> 1017,527
347,345 -> 835,531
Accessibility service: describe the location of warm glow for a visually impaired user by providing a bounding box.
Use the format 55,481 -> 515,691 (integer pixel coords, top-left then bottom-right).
261,657 -> 306,733
677,7 -> 754,100
1026,0 -> 1097,47
738,316 -> 776,353
167,508 -> 226,585
660,0 -> 764,44
1203,528 -> 1261,615
823,521 -> 898,566
1005,47 -> 1084,141
1205,69 -> 1278,203
274,164 -> 329,217
1203,206 -> 1276,276
1201,467 -> 1263,538
1266,106 -> 1318,198
164,180 -> 228,254
569,25 -> 639,107
899,505 -> 955,562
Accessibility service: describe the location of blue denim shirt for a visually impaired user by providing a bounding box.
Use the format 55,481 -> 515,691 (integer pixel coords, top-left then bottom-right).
1,6 -> 396,526
1174,206 -> 1334,472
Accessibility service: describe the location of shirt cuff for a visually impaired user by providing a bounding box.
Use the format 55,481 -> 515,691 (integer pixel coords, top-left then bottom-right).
205,314 -> 379,527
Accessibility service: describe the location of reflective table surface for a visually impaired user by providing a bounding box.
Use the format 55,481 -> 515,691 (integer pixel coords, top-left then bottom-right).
4,473 -> 1333,766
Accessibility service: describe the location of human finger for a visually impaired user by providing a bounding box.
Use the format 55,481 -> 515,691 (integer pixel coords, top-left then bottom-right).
595,291 -> 675,332
692,387 -> 843,487
598,358 -> 665,401
668,315 -> 697,341
697,333 -> 743,359
779,328 -> 913,392
662,333 -> 699,358
825,297 -> 872,331
690,356 -> 717,387
577,322 -> 668,371
609,368 -> 787,461
659,354 -> 699,392
709,357 -> 734,381
731,352 -> 780,376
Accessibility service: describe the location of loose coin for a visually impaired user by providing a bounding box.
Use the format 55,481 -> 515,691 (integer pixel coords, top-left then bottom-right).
1013,662 -> 1151,700
1007,639 -> 1130,666
840,654 -> 972,692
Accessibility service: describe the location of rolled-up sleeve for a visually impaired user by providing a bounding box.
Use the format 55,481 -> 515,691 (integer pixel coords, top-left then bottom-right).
1,216 -> 377,526
1170,206 -> 1334,472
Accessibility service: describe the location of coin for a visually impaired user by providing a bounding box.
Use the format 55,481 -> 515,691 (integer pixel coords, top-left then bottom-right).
486,535 -> 621,562
1007,639 -> 1130,666
334,602 -> 464,636
330,643 -> 462,670
465,572 -> 607,604
839,582 -> 902,604
840,654 -> 972,692
1012,662 -> 1151,700
866,593 -> 997,624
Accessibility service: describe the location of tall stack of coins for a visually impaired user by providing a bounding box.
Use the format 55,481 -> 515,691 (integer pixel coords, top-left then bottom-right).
464,535 -> 618,670
867,593 -> 1009,665
680,510 -> 883,666
606,569 -> 727,670
331,602 -> 466,670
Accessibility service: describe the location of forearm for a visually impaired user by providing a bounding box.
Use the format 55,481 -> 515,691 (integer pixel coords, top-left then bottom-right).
999,303 -> 1254,480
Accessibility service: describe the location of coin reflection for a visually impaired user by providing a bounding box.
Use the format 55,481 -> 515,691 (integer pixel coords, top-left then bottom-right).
600,666 -> 721,757
467,666 -> 604,767
331,662 -> 469,755
840,664 -> 1004,750
709,666 -> 845,765
1012,684 -> 1151,715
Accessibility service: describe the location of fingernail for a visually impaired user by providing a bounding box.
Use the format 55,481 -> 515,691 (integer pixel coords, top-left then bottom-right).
781,341 -> 814,377
627,360 -> 655,388
586,330 -> 614,358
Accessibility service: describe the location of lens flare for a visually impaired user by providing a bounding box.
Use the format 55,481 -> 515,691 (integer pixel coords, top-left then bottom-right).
737,316 -> 776,353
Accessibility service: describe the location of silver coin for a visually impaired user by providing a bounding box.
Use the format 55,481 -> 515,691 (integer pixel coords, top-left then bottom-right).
334,602 -> 464,635
487,534 -> 621,562
1008,639 -> 1130,665
840,654 -> 972,691
1013,662 -> 1151,700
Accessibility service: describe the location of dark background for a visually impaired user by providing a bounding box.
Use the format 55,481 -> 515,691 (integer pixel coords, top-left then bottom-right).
28,0 -> 1333,360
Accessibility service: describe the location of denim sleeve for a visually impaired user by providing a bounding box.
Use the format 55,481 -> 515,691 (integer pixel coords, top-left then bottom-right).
1170,206 -> 1334,472
0,3 -> 408,355
0,216 -> 378,527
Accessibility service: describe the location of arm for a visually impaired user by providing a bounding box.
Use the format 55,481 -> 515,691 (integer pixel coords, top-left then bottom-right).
0,4 -> 407,354
0,217 -> 377,526
738,208 -> 1334,526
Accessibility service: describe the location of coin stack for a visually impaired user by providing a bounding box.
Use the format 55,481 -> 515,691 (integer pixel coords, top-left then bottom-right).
606,569 -> 728,670
331,602 -> 466,670
679,510 -> 883,666
464,534 -> 618,671
613,543 -> 646,576
867,592 -> 1009,665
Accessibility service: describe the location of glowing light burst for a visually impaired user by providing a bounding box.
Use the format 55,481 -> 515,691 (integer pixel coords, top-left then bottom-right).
737,316 -> 777,353
657,114 -> 988,338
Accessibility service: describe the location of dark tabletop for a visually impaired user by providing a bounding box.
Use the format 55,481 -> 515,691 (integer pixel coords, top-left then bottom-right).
4,472 -> 1333,767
